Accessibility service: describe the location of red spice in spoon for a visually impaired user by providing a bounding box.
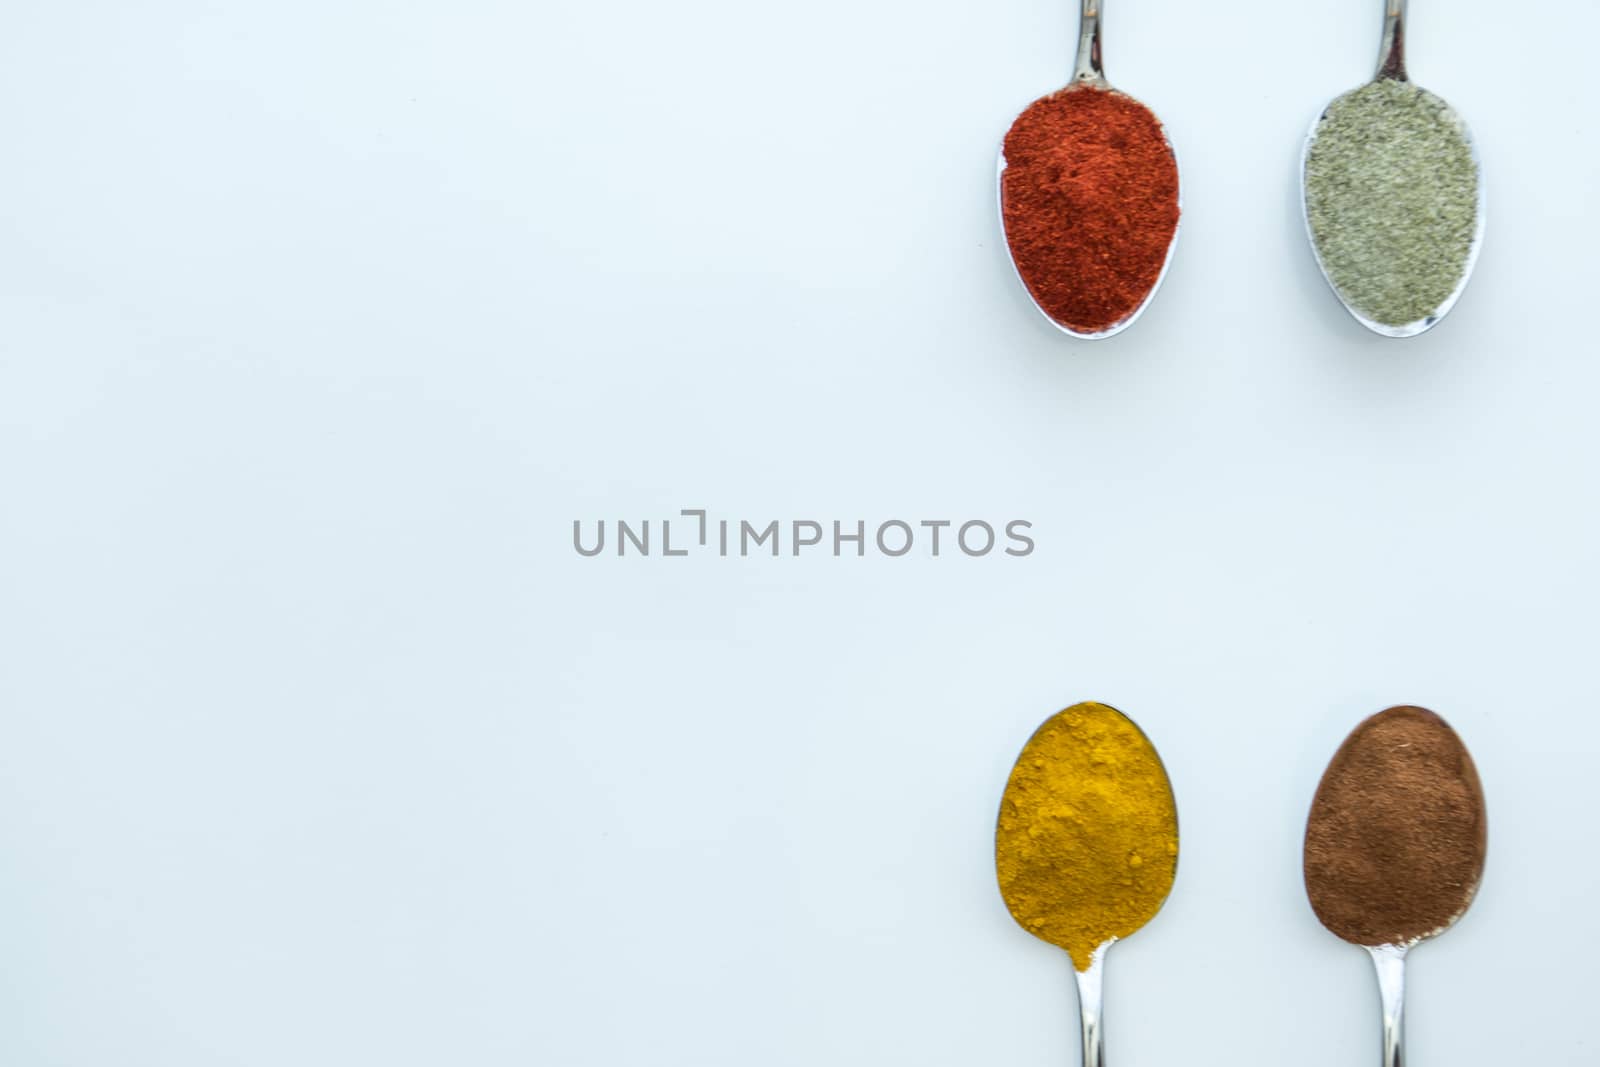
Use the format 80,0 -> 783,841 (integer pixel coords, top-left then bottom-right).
1001,87 -> 1180,335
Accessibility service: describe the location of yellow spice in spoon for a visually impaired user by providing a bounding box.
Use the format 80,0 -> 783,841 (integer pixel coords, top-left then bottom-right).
995,702 -> 1179,970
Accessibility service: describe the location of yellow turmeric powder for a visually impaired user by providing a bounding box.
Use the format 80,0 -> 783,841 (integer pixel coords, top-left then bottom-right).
995,702 -> 1179,970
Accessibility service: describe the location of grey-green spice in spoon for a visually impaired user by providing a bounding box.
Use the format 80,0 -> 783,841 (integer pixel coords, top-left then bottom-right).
1301,0 -> 1485,337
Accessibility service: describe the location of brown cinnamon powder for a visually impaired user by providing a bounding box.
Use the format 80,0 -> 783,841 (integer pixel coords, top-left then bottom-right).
1303,706 -> 1487,947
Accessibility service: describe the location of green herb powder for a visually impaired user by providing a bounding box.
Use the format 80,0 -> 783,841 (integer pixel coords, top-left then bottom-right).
1304,80 -> 1478,328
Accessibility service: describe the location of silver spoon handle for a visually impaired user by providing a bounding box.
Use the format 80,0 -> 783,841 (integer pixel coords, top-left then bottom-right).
1368,944 -> 1409,1067
1375,0 -> 1409,81
1072,945 -> 1109,1067
1073,0 -> 1109,87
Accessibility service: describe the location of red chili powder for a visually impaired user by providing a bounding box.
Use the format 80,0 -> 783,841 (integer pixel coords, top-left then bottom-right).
1001,87 -> 1180,335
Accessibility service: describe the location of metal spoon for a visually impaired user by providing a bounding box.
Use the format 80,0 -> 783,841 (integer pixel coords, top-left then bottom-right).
1303,706 -> 1488,1067
1300,0 -> 1487,337
996,703 -> 1179,1066
997,1 -> 1181,339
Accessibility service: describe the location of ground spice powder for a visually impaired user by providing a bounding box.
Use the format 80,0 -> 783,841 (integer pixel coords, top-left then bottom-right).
1303,706 -> 1487,947
995,702 -> 1178,970
1001,87 -> 1180,334
1304,80 -> 1479,327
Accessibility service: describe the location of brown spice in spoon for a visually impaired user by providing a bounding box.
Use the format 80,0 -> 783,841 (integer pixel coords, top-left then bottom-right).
1303,706 -> 1487,947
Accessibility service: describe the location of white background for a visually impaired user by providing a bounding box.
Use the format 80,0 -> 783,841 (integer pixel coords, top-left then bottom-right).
1,1 -> 1596,1064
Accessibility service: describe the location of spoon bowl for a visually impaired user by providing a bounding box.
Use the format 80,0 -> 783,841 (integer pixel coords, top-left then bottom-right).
1300,0 -> 1486,337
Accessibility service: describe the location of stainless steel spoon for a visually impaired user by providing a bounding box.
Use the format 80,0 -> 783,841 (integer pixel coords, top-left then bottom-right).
996,703 -> 1179,1067
997,0 -> 1181,339
1303,706 -> 1487,1067
1300,0 -> 1487,337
